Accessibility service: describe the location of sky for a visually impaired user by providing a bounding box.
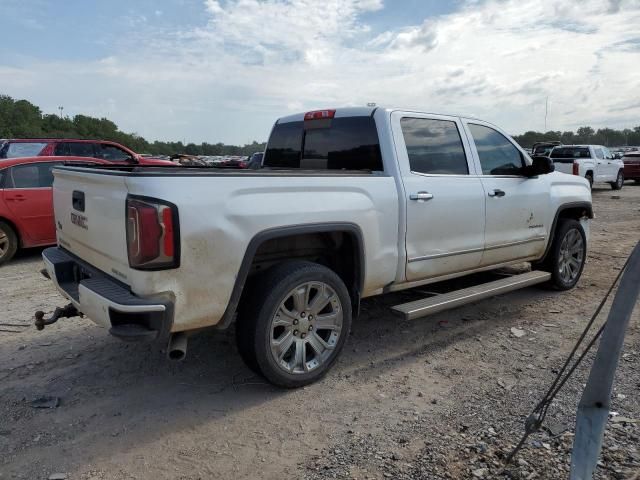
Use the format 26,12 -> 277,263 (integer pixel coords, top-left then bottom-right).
1,0 -> 639,145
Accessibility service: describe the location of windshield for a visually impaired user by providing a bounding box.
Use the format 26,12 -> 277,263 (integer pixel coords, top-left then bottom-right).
551,147 -> 591,159
0,142 -> 48,159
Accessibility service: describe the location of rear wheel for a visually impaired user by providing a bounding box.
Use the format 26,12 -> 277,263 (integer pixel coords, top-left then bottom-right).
540,219 -> 586,290
611,170 -> 624,190
0,221 -> 18,266
585,172 -> 594,189
235,261 -> 352,388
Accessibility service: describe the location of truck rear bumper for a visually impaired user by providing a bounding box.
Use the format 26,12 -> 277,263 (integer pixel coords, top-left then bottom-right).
42,247 -> 173,341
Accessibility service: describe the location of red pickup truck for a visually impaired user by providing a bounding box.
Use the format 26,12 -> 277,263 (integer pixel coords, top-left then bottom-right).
0,156 -> 113,264
0,138 -> 174,166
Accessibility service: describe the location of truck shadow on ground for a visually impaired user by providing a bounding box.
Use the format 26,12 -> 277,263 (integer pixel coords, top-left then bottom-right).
0,262 -> 573,475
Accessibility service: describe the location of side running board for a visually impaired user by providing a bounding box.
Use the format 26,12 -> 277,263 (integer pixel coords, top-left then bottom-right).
391,271 -> 551,321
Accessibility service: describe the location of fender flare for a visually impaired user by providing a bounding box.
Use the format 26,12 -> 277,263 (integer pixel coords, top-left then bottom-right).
218,222 -> 365,327
539,201 -> 593,263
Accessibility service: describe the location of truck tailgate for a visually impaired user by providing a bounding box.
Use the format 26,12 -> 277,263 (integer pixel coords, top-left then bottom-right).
53,168 -> 131,282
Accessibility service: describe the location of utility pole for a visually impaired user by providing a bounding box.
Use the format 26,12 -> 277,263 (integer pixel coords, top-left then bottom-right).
544,96 -> 548,132
58,106 -> 64,119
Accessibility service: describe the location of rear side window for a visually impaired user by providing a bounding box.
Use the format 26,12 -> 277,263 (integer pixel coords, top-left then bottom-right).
7,164 -> 41,188
4,163 -> 62,188
400,118 -> 468,175
264,117 -> 383,171
468,124 -> 524,175
0,142 -> 47,159
67,142 -> 96,157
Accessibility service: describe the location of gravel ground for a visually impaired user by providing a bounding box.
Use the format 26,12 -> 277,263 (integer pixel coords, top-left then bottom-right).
0,183 -> 639,480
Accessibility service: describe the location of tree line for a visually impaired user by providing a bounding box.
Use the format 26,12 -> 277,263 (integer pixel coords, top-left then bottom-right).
513,126 -> 640,149
2,94 -> 639,154
0,94 -> 265,156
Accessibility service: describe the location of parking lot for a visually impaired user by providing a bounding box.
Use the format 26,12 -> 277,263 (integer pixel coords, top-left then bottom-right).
1,184 -> 639,480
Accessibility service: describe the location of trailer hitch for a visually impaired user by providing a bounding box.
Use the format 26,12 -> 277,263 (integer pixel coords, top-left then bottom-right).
34,304 -> 81,331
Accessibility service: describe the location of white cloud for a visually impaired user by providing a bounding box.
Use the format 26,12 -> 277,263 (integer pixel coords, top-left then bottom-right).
2,0 -> 640,143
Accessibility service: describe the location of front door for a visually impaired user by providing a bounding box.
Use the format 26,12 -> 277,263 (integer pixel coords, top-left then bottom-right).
392,112 -> 486,282
463,121 -> 548,266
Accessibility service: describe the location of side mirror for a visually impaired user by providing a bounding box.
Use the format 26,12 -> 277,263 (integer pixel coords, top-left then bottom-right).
524,156 -> 555,177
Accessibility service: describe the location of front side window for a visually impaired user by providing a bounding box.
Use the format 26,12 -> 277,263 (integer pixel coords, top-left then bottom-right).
1,142 -> 47,159
400,118 -> 468,175
99,144 -> 133,162
468,124 -> 524,175
594,148 -> 604,160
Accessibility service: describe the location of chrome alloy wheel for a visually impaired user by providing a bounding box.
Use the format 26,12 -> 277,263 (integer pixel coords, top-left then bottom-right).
558,228 -> 584,284
0,227 -> 8,259
269,281 -> 343,374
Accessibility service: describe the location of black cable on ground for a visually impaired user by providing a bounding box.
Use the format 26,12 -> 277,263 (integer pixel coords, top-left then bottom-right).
504,255 -> 631,465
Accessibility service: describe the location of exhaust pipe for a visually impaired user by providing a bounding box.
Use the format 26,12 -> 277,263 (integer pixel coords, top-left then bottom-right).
168,332 -> 188,361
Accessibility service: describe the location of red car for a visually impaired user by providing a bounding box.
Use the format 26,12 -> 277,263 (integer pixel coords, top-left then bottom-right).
0,138 -> 174,166
0,156 -> 112,264
622,151 -> 640,183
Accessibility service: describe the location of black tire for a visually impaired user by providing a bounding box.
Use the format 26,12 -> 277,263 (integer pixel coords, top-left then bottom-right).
235,260 -> 352,388
585,172 -> 594,189
611,170 -> 624,190
0,221 -> 18,266
540,219 -> 587,290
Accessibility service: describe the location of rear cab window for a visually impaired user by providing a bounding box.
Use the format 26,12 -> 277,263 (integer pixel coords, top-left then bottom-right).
550,147 -> 591,163
264,115 -> 383,172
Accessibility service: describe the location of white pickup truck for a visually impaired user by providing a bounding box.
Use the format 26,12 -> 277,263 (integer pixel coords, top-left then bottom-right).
39,107 -> 592,387
550,144 -> 625,190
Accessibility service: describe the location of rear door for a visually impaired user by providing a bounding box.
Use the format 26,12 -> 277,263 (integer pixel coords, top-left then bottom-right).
1,162 -> 60,244
593,147 -> 611,182
462,120 -> 548,267
391,112 -> 486,281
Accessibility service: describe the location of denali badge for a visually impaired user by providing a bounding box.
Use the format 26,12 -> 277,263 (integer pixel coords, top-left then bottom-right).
70,212 -> 88,230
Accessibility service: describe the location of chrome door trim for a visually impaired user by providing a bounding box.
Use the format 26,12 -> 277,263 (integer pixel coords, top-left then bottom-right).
408,236 -> 546,263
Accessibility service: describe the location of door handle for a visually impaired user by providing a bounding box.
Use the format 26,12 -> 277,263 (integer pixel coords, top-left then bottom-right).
410,192 -> 434,201
488,189 -> 506,198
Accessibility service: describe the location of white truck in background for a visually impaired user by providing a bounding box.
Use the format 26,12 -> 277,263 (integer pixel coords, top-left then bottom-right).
550,144 -> 625,190
38,107 -> 592,387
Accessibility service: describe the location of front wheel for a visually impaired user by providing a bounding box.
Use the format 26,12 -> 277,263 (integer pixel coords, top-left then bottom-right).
611,170 -> 624,190
541,219 -> 587,290
236,261 -> 352,388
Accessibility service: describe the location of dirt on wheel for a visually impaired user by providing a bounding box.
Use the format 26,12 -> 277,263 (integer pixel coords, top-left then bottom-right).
1,185 -> 639,479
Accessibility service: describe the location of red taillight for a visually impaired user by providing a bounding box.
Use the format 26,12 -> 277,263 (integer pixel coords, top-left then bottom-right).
127,197 -> 179,269
573,161 -> 579,176
304,109 -> 336,121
